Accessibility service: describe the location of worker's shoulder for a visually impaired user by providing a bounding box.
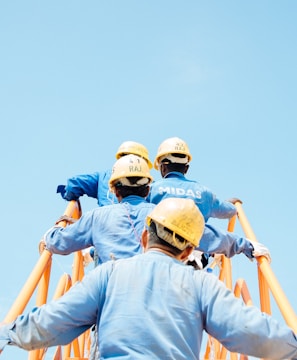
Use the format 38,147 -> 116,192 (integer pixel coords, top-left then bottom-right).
96,168 -> 112,179
192,268 -> 219,285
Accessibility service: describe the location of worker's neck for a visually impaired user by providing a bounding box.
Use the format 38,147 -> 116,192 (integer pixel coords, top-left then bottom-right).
147,247 -> 180,260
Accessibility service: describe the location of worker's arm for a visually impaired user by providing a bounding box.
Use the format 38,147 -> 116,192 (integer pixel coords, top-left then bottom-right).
198,223 -> 271,262
0,262 -> 112,352
43,211 -> 95,255
57,172 -> 100,200
198,271 -> 297,358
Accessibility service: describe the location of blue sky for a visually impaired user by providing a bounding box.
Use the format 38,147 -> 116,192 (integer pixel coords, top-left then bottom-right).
0,1 -> 296,359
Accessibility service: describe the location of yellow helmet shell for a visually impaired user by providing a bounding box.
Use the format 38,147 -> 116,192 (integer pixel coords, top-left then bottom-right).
109,154 -> 153,190
154,137 -> 192,170
115,141 -> 153,169
146,198 -> 204,248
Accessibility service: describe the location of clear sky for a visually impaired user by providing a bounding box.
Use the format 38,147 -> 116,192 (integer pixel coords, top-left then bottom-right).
0,1 -> 296,359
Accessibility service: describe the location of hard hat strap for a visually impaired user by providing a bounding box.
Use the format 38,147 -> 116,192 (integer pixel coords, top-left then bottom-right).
155,223 -> 189,250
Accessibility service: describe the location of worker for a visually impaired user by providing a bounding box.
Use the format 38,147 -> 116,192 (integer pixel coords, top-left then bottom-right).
147,136 -> 237,222
57,140 -> 153,207
51,153 -> 155,359
147,136 -> 246,267
0,198 -> 296,359
55,140 -> 153,270
43,154 -> 155,265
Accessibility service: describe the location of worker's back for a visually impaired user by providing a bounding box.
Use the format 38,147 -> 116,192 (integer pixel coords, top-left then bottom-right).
148,171 -> 236,222
97,251 -> 203,359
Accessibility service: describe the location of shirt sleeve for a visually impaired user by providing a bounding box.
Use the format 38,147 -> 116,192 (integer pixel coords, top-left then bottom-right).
0,263 -> 113,352
198,271 -> 297,359
209,195 -> 237,219
45,210 -> 96,254
197,224 -> 254,259
64,172 -> 100,200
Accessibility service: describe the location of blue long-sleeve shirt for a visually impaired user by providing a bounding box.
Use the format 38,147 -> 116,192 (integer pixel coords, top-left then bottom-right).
45,193 -> 254,262
0,251 -> 296,359
61,171 -> 237,224
45,195 -> 155,264
147,172 -> 237,222
62,169 -> 117,206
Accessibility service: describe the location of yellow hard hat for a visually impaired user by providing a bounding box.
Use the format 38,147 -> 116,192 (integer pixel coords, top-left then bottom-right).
109,154 -> 153,191
115,141 -> 153,169
146,198 -> 204,249
154,137 -> 192,170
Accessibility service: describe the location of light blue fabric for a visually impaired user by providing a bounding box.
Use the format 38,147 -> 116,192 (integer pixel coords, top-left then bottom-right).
1,251 -> 296,359
201,224 -> 254,259
63,169 -> 117,206
62,170 -> 237,221
45,195 -> 155,264
46,193 -> 253,262
147,172 -> 236,222
146,171 -> 254,259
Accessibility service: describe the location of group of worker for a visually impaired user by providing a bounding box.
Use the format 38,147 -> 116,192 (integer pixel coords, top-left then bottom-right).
0,137 -> 296,359
51,137 -> 270,268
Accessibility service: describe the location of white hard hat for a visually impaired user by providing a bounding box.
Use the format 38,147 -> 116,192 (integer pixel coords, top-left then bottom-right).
154,137 -> 192,170
109,154 -> 153,191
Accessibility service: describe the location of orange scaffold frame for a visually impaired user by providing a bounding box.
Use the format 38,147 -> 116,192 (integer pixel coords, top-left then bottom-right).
203,200 -> 297,360
3,200 -> 88,360
1,199 -> 297,360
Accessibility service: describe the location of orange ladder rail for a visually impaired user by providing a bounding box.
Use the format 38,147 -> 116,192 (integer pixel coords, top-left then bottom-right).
2,201 -> 84,360
204,213 -> 237,360
234,200 -> 297,333
204,201 -> 297,359
3,250 -> 53,324
3,200 -> 81,324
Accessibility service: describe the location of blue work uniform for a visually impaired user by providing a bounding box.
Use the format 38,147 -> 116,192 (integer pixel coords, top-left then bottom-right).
1,251 -> 296,359
199,224 -> 254,258
60,169 -> 117,206
147,172 -> 236,222
45,193 -> 254,263
45,206 -> 254,264
45,195 -> 155,264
